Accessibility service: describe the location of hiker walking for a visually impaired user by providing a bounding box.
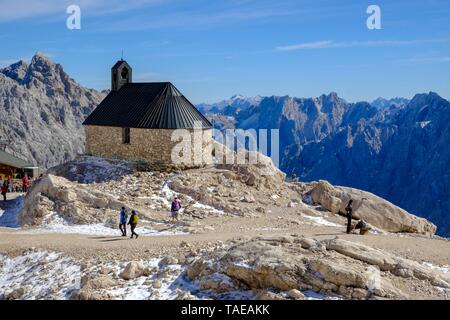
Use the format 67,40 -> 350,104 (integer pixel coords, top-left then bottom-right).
1,181 -> 8,201
22,175 -> 30,193
128,210 -> 139,239
119,207 -> 128,237
345,199 -> 353,234
171,196 -> 182,223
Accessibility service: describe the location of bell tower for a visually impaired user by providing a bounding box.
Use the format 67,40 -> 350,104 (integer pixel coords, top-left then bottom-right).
111,59 -> 132,91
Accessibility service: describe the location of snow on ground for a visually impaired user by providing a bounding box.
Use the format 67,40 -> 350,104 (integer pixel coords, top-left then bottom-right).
0,173 -> 224,237
130,177 -> 224,216
0,177 -> 192,237
101,256 -> 256,300
190,200 -> 225,215
63,156 -> 134,184
302,214 -> 341,227
303,290 -> 341,300
23,212 -> 188,237
0,250 -> 81,300
0,252 -> 193,300
161,180 -> 177,201
233,260 -> 253,269
104,259 -> 198,300
88,258 -> 253,300
0,253 -> 199,300
419,121 -> 432,129
422,262 -> 450,274
0,250 -> 346,300
419,262 -> 450,292
161,180 -> 225,216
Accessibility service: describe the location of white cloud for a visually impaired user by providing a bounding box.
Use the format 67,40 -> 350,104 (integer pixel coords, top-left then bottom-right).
404,56 -> 450,64
94,6 -> 302,32
275,41 -> 334,51
0,0 -> 163,22
275,38 -> 450,51
0,0 -> 300,28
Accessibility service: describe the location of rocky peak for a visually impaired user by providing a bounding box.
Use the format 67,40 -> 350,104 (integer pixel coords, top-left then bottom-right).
327,91 -> 339,101
317,91 -> 341,101
409,92 -> 448,109
396,92 -> 449,125
22,53 -> 77,98
230,94 -> 245,100
0,54 -> 106,168
0,60 -> 28,83
371,97 -> 409,109
25,53 -> 57,79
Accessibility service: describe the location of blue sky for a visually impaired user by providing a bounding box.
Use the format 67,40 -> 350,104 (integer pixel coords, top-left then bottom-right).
0,0 -> 449,103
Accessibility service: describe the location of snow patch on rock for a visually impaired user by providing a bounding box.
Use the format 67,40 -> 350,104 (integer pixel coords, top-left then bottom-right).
422,262 -> 450,274
302,214 -> 341,227
24,212 -> 188,237
0,250 -> 81,300
50,156 -> 134,184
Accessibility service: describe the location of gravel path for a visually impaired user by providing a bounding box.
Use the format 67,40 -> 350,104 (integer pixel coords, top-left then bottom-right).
1,217 -> 449,266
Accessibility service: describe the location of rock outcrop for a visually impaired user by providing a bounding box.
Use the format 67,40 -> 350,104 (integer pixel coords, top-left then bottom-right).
18,154 -> 437,238
119,262 -> 147,280
307,180 -> 436,235
323,238 -> 450,288
214,142 -> 286,190
71,274 -> 117,300
187,236 -> 450,300
19,173 -> 130,226
168,142 -> 288,217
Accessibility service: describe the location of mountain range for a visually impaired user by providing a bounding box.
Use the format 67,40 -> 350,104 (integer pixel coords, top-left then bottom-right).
0,53 -> 449,236
198,92 -> 450,236
0,53 -> 105,168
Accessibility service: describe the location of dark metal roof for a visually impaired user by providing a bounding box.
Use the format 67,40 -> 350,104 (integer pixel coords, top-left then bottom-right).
112,59 -> 127,69
0,150 -> 35,168
83,82 -> 212,129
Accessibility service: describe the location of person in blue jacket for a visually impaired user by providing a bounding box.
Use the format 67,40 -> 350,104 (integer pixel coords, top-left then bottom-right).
119,207 -> 128,236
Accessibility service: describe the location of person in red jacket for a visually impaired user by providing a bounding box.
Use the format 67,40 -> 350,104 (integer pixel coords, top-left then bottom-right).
1,181 -> 8,201
22,175 -> 30,193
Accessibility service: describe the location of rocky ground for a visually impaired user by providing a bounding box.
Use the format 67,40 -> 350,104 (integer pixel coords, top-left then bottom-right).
0,155 -> 449,300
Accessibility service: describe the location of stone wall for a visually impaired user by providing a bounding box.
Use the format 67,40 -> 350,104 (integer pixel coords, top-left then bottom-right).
84,125 -> 213,167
